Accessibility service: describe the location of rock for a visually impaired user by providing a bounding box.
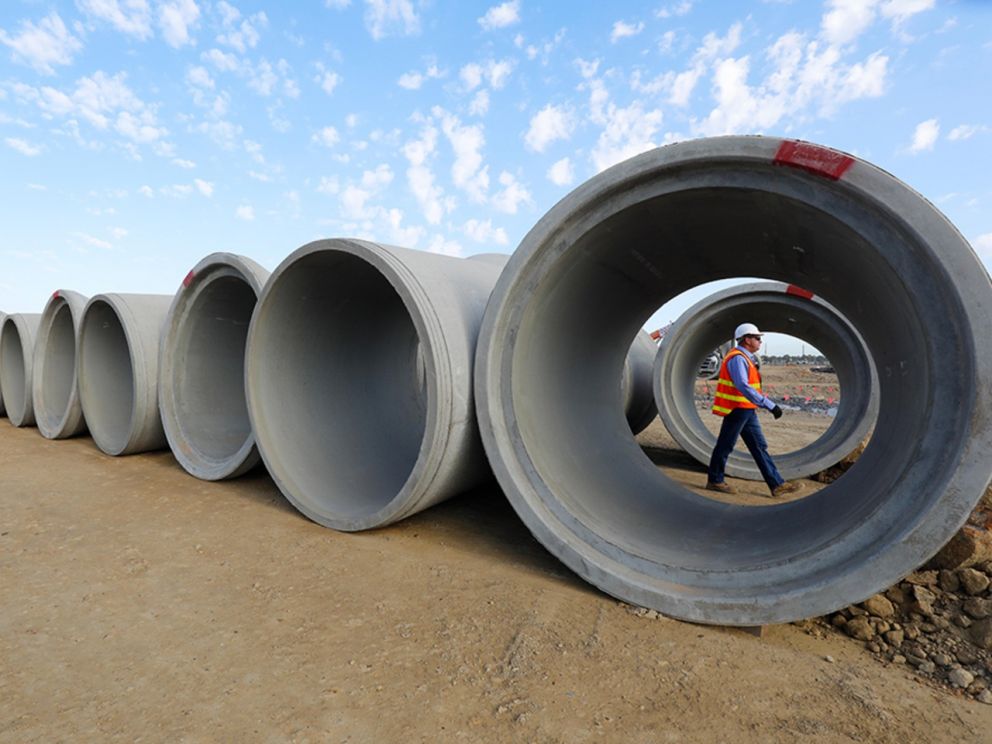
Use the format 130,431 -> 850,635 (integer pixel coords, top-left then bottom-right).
904,624 -> 921,640
905,571 -> 939,587
931,510 -> 992,569
978,690 -> 992,705
867,642 -> 881,653
970,618 -> 992,650
919,622 -> 937,634
892,654 -> 906,664
938,569 -> 961,593
956,647 -> 979,665
845,615 -> 875,641
958,568 -> 991,596
919,661 -> 936,674
863,594 -> 895,619
948,668 -> 975,688
931,653 -> 953,667
824,655 -> 835,663
848,605 -> 867,617
885,586 -> 908,605
909,585 -> 937,616
964,598 -> 992,619
954,613 -> 973,629
831,614 -> 847,628
932,616 -> 951,631
884,629 -> 904,647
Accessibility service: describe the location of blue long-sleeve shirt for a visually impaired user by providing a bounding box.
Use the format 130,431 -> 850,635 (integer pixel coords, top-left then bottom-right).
726,346 -> 777,411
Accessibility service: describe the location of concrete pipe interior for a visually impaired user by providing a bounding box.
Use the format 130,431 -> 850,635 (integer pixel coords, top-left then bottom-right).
79,301 -> 134,454
480,138 -> 991,624
37,302 -> 78,432
0,321 -> 28,422
169,274 -> 257,463
248,250 -> 428,526
656,287 -> 877,481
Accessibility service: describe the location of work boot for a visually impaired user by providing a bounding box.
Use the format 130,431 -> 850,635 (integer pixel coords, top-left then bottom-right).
706,480 -> 736,494
770,481 -> 804,498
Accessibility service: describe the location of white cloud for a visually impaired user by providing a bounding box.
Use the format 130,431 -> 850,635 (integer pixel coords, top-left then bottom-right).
974,232 -> 992,260
491,171 -> 531,214
591,101 -> 664,172
14,71 -> 169,146
186,65 -> 214,89
487,59 -> 515,89
326,0 -> 351,7
364,0 -> 420,40
403,122 -> 451,225
463,218 -> 508,245
196,119 -> 243,148
236,204 -> 255,220
5,137 -> 42,156
27,183 -> 47,191
172,158 -> 196,168
158,0 -> 200,48
880,0 -> 934,24
469,90 -> 490,116
78,0 -> 153,40
216,6 -> 267,53
547,157 -> 574,186
110,226 -> 128,239
655,1 -> 694,18
460,63 -> 483,91
821,0 -> 878,46
611,20 -> 644,43
948,124 -> 985,141
0,12 -> 83,74
478,1 -> 521,31
316,64 -> 341,94
74,232 -> 114,250
203,48 -> 239,71
435,108 -> 489,203
524,104 -> 574,152
248,59 -> 279,95
397,63 -> 441,90
910,118 -> 939,152
138,185 -> 154,197
312,126 -> 340,147
193,178 -> 213,196
460,59 -> 515,91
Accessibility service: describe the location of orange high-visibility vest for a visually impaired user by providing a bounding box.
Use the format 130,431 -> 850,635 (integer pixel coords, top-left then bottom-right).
712,348 -> 761,417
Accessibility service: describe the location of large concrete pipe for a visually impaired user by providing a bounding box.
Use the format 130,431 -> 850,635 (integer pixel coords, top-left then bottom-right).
623,330 -> 659,435
159,253 -> 270,480
32,290 -> 89,439
0,313 -> 42,427
77,294 -> 173,456
475,136 -> 992,626
246,240 -> 508,531
653,281 -> 878,480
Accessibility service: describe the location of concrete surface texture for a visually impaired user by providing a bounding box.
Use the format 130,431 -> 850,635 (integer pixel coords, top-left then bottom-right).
474,135 -> 992,626
158,253 -> 270,481
653,281 -> 878,480
77,293 -> 173,456
0,313 -> 42,427
32,289 -> 89,440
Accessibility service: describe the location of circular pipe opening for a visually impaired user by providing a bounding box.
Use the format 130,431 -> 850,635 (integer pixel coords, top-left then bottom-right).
248,248 -> 429,528
35,300 -> 82,437
79,301 -> 134,455
654,283 -> 877,480
477,137 -> 992,624
0,321 -> 27,422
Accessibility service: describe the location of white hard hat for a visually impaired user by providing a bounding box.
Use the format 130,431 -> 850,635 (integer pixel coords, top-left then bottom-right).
734,322 -> 763,340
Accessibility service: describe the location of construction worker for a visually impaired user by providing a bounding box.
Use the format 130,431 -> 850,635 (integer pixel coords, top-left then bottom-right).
706,323 -> 803,498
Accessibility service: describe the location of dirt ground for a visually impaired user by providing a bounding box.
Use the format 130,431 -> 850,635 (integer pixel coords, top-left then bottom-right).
3,369 -> 990,742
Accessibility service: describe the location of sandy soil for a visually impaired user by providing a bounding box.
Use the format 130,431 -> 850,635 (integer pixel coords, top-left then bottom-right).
2,372 -> 989,742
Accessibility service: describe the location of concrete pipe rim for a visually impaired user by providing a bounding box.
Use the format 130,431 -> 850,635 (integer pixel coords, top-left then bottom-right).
159,253 -> 268,480
33,290 -> 89,439
0,314 -> 40,427
246,238 -> 453,531
78,295 -> 144,456
475,135 -> 992,626
653,281 -> 879,481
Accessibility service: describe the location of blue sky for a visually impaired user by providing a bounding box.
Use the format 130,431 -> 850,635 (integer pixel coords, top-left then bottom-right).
1,0 -> 990,355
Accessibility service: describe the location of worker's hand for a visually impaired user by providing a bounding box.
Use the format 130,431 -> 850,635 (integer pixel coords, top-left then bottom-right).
771,405 -> 783,420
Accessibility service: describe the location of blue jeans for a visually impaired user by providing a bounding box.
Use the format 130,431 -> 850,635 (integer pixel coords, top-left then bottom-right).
708,408 -> 784,490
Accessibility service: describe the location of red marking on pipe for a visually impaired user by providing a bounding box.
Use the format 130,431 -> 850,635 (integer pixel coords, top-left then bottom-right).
182,270 -> 195,288
52,290 -> 60,299
786,284 -> 814,299
773,140 -> 854,181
